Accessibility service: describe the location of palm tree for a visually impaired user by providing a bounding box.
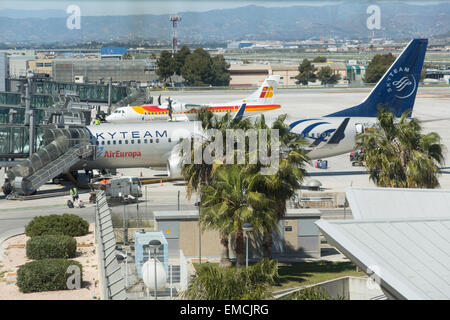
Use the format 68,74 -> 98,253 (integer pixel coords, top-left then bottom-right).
181,258 -> 278,300
179,108 -> 251,267
356,109 -> 445,188
201,165 -> 276,268
245,114 -> 309,258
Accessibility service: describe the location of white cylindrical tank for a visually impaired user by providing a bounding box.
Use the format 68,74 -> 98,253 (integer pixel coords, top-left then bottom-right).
142,258 -> 167,290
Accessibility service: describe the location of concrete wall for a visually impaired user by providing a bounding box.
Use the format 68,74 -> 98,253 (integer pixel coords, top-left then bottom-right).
170,220 -> 223,259
315,276 -> 385,300
155,214 -> 321,260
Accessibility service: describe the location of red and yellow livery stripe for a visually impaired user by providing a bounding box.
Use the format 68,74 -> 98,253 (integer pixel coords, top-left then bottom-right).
131,104 -> 280,115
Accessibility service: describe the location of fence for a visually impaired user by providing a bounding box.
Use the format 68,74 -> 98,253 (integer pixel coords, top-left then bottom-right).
95,190 -> 127,300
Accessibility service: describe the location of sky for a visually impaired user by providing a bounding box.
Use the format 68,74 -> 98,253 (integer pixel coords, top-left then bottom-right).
0,0 -> 446,16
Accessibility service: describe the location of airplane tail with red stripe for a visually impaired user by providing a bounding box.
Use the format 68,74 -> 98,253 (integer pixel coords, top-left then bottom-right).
244,75 -> 280,105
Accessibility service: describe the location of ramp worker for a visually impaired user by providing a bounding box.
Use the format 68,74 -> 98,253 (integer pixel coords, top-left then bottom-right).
70,187 -> 79,202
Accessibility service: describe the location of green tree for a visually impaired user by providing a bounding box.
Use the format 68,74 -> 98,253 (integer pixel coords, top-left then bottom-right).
181,48 -> 215,86
317,66 -> 341,85
180,109 -> 252,267
201,165 -> 277,268
312,56 -> 327,63
122,53 -> 132,60
211,55 -> 231,86
363,53 -> 396,84
173,45 -> 191,76
156,50 -> 175,83
181,258 -> 278,299
356,109 -> 445,188
295,59 -> 317,85
248,115 -> 309,258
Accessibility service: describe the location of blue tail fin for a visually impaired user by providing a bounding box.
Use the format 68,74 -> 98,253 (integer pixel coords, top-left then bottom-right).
326,39 -> 428,118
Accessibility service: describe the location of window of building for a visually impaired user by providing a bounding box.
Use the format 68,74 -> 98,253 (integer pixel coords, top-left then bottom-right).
156,139 -> 159,143
131,140 -> 134,144
137,139 -> 141,144
125,140 -> 128,144
118,140 -> 122,144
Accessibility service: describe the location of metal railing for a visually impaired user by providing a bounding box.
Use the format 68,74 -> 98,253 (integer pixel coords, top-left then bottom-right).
95,190 -> 127,300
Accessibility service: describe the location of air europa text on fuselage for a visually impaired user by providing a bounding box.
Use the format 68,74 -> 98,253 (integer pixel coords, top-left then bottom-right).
104,151 -> 142,158
93,129 -> 168,140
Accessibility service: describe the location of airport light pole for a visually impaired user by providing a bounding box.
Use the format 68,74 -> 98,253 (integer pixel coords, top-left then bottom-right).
149,239 -> 161,300
243,223 -> 253,270
195,201 -> 201,264
120,192 -> 127,245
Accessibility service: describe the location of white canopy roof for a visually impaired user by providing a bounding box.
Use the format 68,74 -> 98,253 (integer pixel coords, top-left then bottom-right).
316,187 -> 450,300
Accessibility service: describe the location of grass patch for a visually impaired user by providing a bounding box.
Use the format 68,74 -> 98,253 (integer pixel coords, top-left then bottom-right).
193,260 -> 365,293
272,261 -> 365,291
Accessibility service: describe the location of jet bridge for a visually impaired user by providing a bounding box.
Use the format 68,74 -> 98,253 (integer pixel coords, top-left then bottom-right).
4,128 -> 96,196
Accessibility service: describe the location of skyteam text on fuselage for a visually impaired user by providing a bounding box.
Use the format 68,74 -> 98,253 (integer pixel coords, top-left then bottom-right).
77,39 -> 427,178
105,75 -> 281,123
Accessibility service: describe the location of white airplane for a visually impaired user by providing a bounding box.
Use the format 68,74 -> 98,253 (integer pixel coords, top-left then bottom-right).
105,75 -> 281,123
79,39 -> 427,178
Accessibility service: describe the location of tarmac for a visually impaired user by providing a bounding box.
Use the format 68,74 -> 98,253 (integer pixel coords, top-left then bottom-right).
0,86 -> 449,250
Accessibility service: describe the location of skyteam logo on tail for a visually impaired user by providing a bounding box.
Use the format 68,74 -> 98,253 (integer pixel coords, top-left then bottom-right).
386,67 -> 417,99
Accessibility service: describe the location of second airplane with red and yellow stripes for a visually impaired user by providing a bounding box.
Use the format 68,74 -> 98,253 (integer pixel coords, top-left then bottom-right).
105,75 -> 280,123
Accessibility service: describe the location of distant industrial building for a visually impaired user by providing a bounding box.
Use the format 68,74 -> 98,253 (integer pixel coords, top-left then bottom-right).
346,60 -> 368,84
229,64 -> 269,86
100,47 -> 127,60
52,59 -> 157,85
0,53 -> 6,92
8,55 -> 35,78
270,64 -> 299,87
227,41 -> 255,49
229,62 -> 349,86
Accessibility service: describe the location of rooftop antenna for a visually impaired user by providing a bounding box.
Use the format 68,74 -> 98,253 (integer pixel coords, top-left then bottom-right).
170,15 -> 181,54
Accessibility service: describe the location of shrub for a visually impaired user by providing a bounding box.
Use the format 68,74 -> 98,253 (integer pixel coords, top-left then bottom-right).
26,235 -> 77,260
17,259 -> 83,293
181,258 -> 278,300
25,214 -> 89,237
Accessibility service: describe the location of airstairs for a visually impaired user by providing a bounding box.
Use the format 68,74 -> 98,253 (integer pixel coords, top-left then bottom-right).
5,128 -> 96,197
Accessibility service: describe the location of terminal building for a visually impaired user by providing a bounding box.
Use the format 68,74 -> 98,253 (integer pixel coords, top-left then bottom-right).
52,59 -> 158,86
229,62 -> 349,87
